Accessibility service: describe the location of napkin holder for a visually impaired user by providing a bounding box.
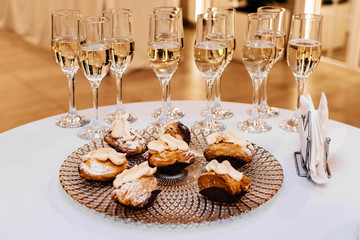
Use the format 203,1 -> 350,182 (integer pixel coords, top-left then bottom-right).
294,111 -> 332,179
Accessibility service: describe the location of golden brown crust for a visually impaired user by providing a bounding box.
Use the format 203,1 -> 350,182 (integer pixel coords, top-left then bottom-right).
104,131 -> 147,156
198,171 -> 251,196
143,149 -> 195,167
204,142 -> 252,163
163,121 -> 191,144
111,176 -> 158,208
79,158 -> 128,182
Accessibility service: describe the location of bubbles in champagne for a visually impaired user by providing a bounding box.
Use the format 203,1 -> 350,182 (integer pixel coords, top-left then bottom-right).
287,39 -> 321,78
78,43 -> 111,82
194,41 -> 227,78
147,41 -> 181,78
51,36 -> 79,72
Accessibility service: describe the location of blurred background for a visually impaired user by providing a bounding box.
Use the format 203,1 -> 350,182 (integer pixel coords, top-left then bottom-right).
0,0 -> 359,132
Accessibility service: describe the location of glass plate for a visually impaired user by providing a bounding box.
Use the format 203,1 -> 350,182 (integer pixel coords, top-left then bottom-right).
59,128 -> 283,224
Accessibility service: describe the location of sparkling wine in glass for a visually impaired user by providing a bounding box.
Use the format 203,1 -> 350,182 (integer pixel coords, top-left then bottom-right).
151,7 -> 185,120
103,8 -> 137,124
51,10 -> 89,128
147,13 -> 182,128
192,12 -> 228,132
280,13 -> 322,132
256,6 -> 287,118
202,7 -> 236,120
77,16 -> 111,140
238,13 -> 276,133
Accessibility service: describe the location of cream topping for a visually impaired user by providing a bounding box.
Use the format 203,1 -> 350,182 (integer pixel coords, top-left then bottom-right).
82,147 -> 127,166
110,114 -> 133,140
223,130 -> 247,146
206,130 -> 248,147
205,160 -> 243,182
148,134 -> 189,154
113,161 -> 157,188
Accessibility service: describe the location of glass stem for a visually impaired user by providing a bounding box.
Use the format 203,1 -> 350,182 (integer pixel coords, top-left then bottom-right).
159,77 -> 170,124
260,75 -> 269,110
90,81 -> 100,128
294,76 -> 307,120
250,76 -> 263,122
213,74 -> 221,109
114,70 -> 125,114
64,71 -> 78,117
204,77 -> 215,122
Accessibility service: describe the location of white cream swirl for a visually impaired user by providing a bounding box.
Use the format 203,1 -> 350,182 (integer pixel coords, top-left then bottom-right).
113,161 -> 157,188
82,147 -> 127,166
148,134 -> 189,154
110,114 -> 133,140
205,160 -> 243,182
206,130 -> 248,147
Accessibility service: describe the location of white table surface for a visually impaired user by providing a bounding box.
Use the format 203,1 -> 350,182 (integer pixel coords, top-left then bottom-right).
1,101 -> 359,240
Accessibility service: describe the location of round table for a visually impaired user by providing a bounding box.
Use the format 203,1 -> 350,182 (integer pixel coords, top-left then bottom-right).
1,101 -> 359,240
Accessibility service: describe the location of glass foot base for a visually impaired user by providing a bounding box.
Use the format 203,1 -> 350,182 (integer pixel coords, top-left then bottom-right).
279,118 -> 299,132
247,106 -> 280,118
147,119 -> 172,130
202,107 -> 233,120
152,107 -> 184,120
237,119 -> 272,133
77,124 -> 108,140
192,120 -> 226,132
103,111 -> 137,124
56,114 -> 90,128
258,106 -> 280,118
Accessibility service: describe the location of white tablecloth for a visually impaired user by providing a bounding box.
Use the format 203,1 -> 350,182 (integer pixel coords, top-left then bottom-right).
1,101 -> 359,240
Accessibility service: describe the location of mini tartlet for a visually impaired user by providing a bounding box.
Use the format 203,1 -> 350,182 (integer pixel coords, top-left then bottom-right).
204,130 -> 254,169
160,121 -> 191,144
79,147 -> 128,182
198,160 -> 251,203
111,161 -> 160,209
104,114 -> 147,156
143,133 -> 195,175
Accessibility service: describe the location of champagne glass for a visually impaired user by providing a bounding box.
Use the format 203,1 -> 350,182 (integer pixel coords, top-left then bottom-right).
77,16 -> 111,140
151,7 -> 185,120
255,6 -> 287,118
147,13 -> 182,128
192,12 -> 228,132
51,10 -> 89,128
103,8 -> 137,124
238,13 -> 275,133
202,7 -> 235,120
280,14 -> 322,132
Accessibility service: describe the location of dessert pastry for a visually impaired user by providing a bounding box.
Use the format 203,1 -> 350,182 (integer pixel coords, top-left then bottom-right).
160,121 -> 191,144
111,161 -> 160,209
79,147 -> 128,182
104,114 -> 147,156
198,160 -> 251,203
204,130 -> 254,169
143,133 -> 195,175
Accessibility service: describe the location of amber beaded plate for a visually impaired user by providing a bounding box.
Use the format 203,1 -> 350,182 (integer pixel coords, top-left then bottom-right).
59,128 -> 283,224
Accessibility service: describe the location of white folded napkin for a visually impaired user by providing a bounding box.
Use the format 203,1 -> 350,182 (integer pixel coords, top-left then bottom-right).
299,92 -> 329,184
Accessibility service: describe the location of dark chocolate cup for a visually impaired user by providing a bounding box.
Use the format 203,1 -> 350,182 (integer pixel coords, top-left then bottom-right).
117,189 -> 162,211
199,187 -> 247,203
177,121 -> 191,144
207,156 -> 250,169
153,162 -> 192,176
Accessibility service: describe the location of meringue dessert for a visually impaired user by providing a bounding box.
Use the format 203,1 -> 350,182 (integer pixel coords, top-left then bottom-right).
143,133 -> 195,175
160,121 -> 191,144
198,160 -> 251,203
104,114 -> 147,156
111,161 -> 160,209
204,130 -> 254,169
79,147 -> 128,182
